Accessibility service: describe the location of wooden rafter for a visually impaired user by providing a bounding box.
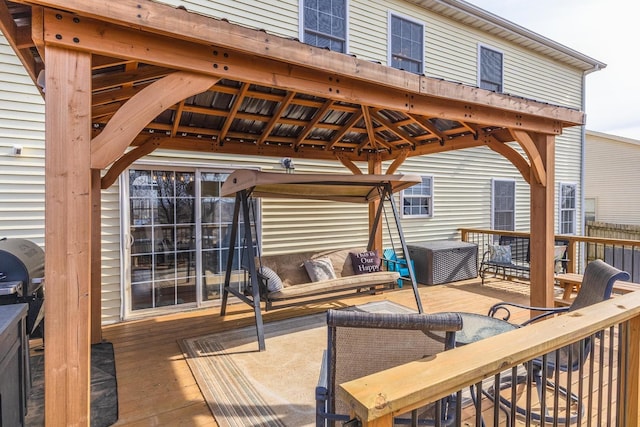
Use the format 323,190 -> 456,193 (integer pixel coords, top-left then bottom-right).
372,108 -> 421,149
258,91 -> 296,145
326,109 -> 363,150
219,82 -> 250,142
91,71 -> 218,169
408,113 -> 446,143
361,105 -> 378,150
295,98 -> 333,148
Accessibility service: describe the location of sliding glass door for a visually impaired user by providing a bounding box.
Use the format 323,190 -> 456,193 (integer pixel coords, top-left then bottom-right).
126,168 -> 257,314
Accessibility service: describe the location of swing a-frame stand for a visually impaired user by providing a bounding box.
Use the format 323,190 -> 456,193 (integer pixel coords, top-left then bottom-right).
219,169 -> 424,350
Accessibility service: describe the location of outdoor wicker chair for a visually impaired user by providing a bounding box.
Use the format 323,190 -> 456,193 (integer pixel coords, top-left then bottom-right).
487,259 -> 630,424
315,309 -> 463,427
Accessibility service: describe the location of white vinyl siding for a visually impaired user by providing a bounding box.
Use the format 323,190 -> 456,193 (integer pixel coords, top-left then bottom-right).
0,1 -> 589,323
0,37 -> 45,244
585,131 -> 640,226
155,0 -> 300,38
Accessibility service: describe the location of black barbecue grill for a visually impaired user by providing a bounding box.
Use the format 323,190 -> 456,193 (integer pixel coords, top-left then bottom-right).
0,238 -> 45,336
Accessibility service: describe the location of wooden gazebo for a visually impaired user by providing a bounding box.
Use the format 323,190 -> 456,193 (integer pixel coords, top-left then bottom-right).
0,0 -> 587,424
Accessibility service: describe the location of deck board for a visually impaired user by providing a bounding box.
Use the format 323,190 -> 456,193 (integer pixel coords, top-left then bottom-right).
96,278 -> 530,426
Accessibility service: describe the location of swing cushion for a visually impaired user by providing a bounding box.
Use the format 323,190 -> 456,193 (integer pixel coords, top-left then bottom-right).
349,250 -> 381,275
304,257 -> 337,282
258,266 -> 283,292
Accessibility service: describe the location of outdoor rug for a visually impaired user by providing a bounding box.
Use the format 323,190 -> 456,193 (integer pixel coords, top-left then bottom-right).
26,341 -> 119,427
180,314 -> 328,427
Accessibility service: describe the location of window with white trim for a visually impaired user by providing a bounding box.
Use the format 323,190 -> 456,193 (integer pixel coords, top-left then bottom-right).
479,45 -> 503,92
492,179 -> 515,230
301,0 -> 347,53
389,13 -> 424,74
401,176 -> 432,218
559,182 -> 577,234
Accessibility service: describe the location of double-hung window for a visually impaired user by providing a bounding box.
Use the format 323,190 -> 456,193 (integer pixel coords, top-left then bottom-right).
559,182 -> 577,234
478,45 -> 503,92
389,13 -> 424,74
301,0 -> 347,53
401,176 -> 433,218
492,179 -> 515,230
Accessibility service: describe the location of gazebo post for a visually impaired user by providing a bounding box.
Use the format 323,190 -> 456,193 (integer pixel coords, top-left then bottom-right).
44,45 -> 93,425
368,156 -> 383,252
529,133 -> 556,309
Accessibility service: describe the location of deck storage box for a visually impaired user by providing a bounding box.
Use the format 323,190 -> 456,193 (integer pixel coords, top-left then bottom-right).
408,241 -> 478,285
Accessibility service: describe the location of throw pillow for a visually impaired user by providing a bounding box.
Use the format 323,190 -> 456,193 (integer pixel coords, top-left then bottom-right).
258,266 -> 283,292
349,250 -> 381,275
304,257 -> 337,282
489,244 -> 512,263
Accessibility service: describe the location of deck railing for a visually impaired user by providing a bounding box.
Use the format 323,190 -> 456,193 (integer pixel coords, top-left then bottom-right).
337,292 -> 640,426
460,227 -> 640,282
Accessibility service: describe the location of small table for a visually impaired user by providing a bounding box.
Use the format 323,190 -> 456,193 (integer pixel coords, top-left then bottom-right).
437,312 -> 519,427
452,312 -> 519,345
350,300 -> 418,314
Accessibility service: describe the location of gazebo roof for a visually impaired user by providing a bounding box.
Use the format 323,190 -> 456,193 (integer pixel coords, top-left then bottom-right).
1,0 -> 585,186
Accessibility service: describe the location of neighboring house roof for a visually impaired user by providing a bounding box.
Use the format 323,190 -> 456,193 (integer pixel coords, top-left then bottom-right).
410,0 -> 606,72
586,129 -> 640,147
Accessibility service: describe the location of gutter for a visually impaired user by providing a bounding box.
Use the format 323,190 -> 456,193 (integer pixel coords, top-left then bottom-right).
429,0 -> 607,71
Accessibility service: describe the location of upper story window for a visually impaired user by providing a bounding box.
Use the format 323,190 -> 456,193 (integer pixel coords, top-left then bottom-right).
559,182 -> 577,234
301,0 -> 347,53
388,12 -> 424,74
401,176 -> 433,218
492,178 -> 515,230
478,45 -> 503,92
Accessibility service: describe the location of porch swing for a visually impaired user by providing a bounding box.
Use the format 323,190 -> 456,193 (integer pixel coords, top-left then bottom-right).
219,169 -> 424,350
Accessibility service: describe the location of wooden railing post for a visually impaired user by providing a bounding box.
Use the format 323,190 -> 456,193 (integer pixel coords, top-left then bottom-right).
624,315 -> 640,426
567,238 -> 577,273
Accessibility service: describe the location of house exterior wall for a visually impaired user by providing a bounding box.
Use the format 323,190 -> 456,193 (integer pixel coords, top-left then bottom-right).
585,130 -> 640,226
0,0 -> 590,324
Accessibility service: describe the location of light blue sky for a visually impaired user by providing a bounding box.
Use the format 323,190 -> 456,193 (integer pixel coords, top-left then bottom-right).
467,0 -> 640,141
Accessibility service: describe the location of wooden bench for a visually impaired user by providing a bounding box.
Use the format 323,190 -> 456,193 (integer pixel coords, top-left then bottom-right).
554,272 -> 639,306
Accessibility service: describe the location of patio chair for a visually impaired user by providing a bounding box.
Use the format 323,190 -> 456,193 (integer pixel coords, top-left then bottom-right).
487,259 -> 630,424
382,248 -> 414,288
315,309 -> 463,427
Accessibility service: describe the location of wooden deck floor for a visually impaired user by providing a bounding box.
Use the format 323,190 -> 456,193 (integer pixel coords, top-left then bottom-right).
98,278 -> 532,426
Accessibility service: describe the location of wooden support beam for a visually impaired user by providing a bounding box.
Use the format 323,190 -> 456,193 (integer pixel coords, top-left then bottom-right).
42,9 -> 579,135
100,137 -> 159,189
385,149 -> 409,175
44,45 -> 92,426
336,154 -> 363,175
510,129 -> 547,186
91,169 -> 102,344
91,71 -> 218,169
529,133 -> 555,309
368,156 -> 383,253
486,137 -> 531,184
